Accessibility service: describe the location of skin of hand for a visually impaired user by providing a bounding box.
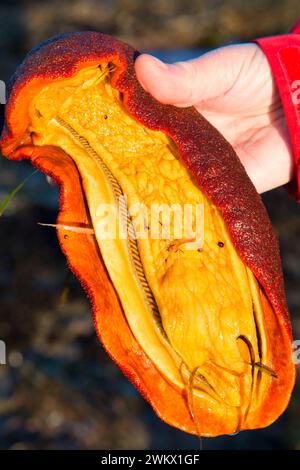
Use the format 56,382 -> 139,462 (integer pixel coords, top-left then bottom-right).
135,44 -> 294,194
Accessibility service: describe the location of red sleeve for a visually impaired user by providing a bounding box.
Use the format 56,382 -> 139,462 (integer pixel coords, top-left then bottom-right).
255,19 -> 300,201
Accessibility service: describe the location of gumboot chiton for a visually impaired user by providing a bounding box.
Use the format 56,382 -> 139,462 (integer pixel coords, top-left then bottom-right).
0,32 -> 296,437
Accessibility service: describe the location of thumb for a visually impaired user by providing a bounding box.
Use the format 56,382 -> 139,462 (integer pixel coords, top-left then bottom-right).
134,50 -> 233,107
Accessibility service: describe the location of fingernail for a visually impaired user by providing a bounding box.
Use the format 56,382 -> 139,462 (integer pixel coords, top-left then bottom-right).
150,56 -> 168,70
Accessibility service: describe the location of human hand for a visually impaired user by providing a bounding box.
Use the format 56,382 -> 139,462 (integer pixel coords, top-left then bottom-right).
135,44 -> 294,194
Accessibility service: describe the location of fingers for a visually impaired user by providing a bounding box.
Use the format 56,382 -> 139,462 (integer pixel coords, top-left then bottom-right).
134,47 -> 243,107
134,54 -> 197,106
237,120 -> 294,193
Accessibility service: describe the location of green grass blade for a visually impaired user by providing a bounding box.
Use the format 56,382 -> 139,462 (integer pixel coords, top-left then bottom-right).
0,169 -> 38,217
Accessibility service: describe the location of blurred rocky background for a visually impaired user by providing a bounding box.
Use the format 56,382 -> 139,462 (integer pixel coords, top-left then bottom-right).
0,0 -> 300,450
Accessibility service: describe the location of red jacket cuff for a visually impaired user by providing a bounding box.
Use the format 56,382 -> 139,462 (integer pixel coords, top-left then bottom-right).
254,20 -> 300,201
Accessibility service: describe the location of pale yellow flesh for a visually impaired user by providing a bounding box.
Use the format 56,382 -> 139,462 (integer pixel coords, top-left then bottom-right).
29,64 -> 271,417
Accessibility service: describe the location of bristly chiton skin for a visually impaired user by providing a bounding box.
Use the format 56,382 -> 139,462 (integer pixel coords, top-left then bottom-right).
0,32 -> 296,437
